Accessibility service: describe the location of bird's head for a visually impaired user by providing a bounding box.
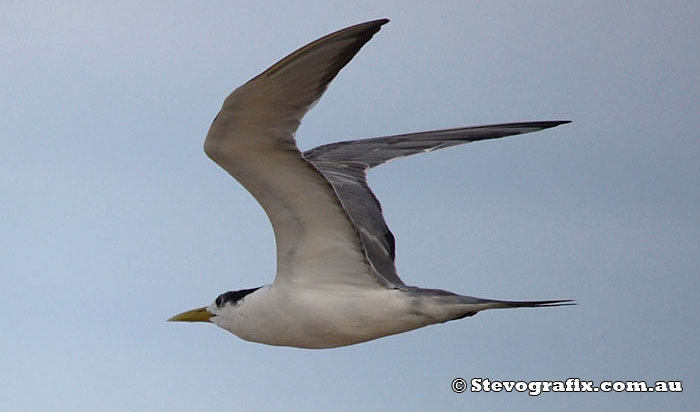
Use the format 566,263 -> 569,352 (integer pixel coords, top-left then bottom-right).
167,287 -> 262,324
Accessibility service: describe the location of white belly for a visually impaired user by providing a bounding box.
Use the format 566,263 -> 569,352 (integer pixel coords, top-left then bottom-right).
211,283 -> 454,349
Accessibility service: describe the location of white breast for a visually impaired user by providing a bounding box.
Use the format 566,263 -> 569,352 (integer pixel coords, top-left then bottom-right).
211,283 -> 444,349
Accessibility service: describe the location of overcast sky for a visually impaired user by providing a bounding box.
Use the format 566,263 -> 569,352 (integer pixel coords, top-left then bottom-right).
2,1 -> 698,411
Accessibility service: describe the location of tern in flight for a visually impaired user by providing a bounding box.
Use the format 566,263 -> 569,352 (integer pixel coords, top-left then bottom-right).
168,19 -> 573,348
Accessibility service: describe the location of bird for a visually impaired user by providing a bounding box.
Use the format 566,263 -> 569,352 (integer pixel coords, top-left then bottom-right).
168,18 -> 573,349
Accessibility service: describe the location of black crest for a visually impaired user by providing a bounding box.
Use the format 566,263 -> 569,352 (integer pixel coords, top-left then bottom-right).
215,287 -> 261,307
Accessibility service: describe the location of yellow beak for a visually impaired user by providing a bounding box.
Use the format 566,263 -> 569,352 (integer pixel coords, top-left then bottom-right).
168,306 -> 214,323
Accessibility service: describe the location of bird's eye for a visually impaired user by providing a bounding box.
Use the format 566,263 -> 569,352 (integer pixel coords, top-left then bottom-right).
215,296 -> 222,306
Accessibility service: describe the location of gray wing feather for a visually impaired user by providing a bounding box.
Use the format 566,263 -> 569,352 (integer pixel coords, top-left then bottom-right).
304,121 -> 570,284
305,121 -> 570,168
205,19 -> 399,289
308,158 -> 401,285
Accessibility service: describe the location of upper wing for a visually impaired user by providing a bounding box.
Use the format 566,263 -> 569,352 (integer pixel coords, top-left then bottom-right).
304,121 -> 570,281
305,122 -> 570,168
203,19 -> 399,289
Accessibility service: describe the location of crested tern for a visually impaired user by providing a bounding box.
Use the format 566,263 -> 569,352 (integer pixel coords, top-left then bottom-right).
169,19 -> 573,348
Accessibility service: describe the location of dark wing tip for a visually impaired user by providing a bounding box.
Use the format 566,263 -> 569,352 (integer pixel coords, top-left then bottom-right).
542,120 -> 572,128
259,19 -> 389,80
513,120 -> 571,130
348,18 -> 390,29
529,120 -> 572,132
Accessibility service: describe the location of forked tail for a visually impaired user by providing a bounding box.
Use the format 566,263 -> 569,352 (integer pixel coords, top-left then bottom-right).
451,296 -> 575,320
407,287 -> 574,321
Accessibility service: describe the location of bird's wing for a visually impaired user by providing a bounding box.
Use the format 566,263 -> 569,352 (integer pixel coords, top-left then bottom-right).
304,121 -> 570,288
305,122 -> 570,168
204,19 -> 399,289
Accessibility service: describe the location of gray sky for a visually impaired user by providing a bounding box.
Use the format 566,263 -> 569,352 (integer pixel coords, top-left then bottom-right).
2,1 -> 698,410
